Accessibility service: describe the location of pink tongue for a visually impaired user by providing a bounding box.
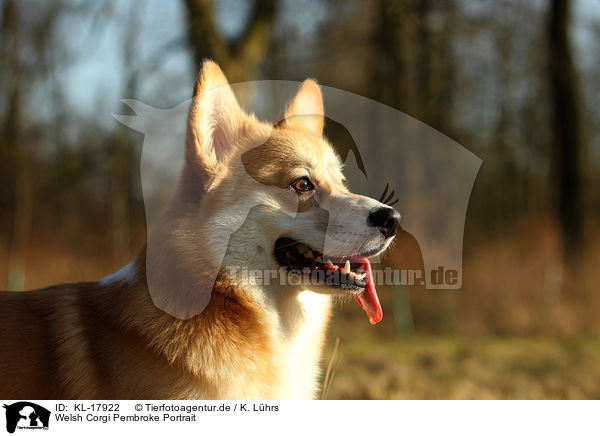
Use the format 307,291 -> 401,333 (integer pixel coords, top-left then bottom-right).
353,257 -> 383,325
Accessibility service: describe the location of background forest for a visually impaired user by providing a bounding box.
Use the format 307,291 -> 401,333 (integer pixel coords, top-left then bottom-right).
1,0 -> 600,398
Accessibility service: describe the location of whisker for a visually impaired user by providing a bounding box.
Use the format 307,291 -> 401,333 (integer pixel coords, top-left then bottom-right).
378,183 -> 389,203
321,337 -> 340,400
273,240 -> 304,251
378,182 -> 399,207
384,189 -> 395,204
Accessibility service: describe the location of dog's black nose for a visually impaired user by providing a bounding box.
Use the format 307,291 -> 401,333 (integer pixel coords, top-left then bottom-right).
367,207 -> 400,238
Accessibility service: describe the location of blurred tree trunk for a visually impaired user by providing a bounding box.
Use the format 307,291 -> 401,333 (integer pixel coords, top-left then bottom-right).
182,0 -> 278,83
1,0 -> 32,290
367,0 -> 405,181
367,0 -> 404,110
110,3 -> 142,267
415,0 -> 432,123
2,0 -> 68,288
548,0 -> 585,258
434,1 -> 457,136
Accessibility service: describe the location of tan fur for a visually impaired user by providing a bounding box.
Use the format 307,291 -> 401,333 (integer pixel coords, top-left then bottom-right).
0,257 -> 307,399
0,61 -> 389,399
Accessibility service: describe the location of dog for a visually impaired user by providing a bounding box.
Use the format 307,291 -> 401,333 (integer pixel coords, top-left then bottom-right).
0,61 -> 400,399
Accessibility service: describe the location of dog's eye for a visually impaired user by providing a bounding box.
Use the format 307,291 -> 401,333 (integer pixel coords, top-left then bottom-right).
291,177 -> 314,192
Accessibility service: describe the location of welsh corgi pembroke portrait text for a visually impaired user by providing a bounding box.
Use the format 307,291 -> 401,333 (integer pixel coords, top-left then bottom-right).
0,61 -> 400,399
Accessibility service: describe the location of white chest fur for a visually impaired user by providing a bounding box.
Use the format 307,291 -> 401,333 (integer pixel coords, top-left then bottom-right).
270,291 -> 332,399
188,289 -> 332,400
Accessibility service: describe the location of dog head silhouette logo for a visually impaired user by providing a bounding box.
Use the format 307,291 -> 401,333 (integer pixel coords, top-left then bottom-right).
3,402 -> 50,434
115,79 -> 481,320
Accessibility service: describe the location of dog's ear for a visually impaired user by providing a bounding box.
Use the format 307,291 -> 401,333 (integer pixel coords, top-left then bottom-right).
186,60 -> 246,183
281,79 -> 324,137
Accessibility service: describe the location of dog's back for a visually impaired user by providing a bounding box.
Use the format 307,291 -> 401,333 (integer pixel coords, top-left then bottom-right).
0,272 -> 194,399
0,287 -> 58,398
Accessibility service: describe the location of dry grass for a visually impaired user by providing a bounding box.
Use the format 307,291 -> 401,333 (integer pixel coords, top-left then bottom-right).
323,335 -> 600,399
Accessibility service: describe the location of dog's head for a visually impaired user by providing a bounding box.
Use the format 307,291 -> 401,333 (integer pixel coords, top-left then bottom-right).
174,61 -> 399,323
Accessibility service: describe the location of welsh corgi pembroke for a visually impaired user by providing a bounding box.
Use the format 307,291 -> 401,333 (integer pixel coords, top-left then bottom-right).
0,61 -> 400,399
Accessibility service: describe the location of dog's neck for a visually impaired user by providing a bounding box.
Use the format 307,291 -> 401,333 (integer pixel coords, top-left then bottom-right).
101,247 -> 326,352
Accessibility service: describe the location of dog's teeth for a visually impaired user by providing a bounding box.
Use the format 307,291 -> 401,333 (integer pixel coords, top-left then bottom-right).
356,272 -> 367,280
341,260 -> 351,275
305,251 -> 314,259
326,259 -> 333,265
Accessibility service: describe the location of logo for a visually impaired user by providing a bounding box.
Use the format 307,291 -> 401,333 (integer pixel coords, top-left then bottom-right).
3,402 -> 50,434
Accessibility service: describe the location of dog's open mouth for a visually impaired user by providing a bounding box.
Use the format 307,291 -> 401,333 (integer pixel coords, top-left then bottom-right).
274,237 -> 383,325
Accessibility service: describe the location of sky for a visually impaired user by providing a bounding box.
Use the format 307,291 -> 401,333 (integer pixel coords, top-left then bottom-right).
54,0 -> 600,130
